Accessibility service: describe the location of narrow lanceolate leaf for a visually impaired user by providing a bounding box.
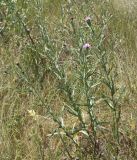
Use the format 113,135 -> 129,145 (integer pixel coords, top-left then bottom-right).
79,130 -> 89,137
59,117 -> 65,127
66,105 -> 78,117
90,82 -> 101,88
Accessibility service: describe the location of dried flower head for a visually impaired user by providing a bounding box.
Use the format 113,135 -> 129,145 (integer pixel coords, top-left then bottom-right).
28,110 -> 39,120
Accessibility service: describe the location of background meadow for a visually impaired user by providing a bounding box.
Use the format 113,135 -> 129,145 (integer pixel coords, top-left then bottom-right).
0,0 -> 137,159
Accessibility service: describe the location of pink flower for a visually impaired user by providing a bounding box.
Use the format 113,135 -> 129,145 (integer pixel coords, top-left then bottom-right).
85,16 -> 91,27
85,16 -> 91,22
83,43 -> 91,49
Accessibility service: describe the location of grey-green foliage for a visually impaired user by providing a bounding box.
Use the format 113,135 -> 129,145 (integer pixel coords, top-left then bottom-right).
1,0 -> 125,159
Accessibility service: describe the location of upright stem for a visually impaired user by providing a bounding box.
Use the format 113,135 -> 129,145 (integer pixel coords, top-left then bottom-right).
82,49 -> 97,157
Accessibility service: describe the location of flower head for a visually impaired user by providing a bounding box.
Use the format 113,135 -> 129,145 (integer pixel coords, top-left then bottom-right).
85,16 -> 91,22
83,43 -> 91,49
85,16 -> 91,26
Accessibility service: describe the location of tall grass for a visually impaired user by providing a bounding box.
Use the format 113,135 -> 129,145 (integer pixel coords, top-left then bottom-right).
0,0 -> 137,159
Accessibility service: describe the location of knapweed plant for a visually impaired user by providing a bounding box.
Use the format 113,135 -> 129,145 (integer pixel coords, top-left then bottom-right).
15,2 -> 122,158
1,0 -> 137,160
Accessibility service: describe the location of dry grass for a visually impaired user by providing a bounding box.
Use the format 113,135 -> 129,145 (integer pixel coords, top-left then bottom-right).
0,0 -> 137,159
